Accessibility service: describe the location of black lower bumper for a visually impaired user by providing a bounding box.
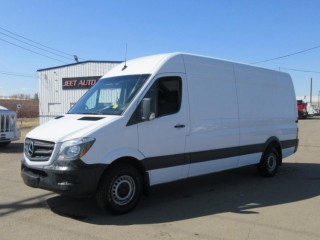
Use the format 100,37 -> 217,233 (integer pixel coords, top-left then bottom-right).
21,158 -> 107,195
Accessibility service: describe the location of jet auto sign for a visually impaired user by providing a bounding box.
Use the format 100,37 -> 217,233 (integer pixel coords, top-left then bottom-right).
62,76 -> 101,90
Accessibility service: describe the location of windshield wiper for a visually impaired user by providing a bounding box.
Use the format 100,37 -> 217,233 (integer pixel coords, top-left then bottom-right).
78,111 -> 101,115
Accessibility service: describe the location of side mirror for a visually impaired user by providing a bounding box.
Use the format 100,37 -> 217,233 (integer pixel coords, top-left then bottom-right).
141,98 -> 154,121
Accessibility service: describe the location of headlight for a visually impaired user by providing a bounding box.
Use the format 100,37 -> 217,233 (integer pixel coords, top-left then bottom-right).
57,137 -> 95,161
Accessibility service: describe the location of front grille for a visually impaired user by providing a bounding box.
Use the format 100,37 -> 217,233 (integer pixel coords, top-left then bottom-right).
25,138 -> 55,162
0,113 -> 15,132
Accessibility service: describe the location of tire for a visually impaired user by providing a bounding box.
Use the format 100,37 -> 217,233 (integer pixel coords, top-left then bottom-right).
258,147 -> 280,177
96,163 -> 143,214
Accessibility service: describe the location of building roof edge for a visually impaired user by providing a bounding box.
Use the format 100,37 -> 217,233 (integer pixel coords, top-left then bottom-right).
37,60 -> 123,72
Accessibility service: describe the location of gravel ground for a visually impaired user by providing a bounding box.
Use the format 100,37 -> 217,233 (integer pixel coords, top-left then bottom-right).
1,118 -> 320,240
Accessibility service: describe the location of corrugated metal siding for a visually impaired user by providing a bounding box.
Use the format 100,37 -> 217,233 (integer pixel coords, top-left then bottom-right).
39,62 -> 119,124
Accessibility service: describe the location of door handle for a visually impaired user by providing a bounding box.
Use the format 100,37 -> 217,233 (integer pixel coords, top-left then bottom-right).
174,124 -> 185,128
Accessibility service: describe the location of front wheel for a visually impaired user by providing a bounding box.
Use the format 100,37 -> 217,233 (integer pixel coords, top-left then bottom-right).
258,147 -> 280,177
96,164 -> 143,214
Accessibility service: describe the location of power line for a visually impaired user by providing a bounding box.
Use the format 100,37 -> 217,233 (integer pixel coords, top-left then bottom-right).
0,31 -> 73,61
0,35 -> 110,74
250,45 -> 320,64
0,26 -> 118,74
0,26 -> 77,59
0,26 -> 106,73
0,37 -> 68,64
0,26 -> 94,68
279,67 -> 320,74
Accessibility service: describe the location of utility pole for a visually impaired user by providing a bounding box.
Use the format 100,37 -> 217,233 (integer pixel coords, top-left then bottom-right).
310,78 -> 313,104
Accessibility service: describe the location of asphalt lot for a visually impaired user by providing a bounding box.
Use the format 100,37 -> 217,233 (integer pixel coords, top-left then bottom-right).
1,118 -> 320,240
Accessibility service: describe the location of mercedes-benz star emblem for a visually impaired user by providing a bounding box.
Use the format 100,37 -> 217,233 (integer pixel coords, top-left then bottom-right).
28,141 -> 35,157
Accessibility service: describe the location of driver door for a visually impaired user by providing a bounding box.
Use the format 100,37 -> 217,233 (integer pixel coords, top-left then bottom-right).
137,74 -> 189,185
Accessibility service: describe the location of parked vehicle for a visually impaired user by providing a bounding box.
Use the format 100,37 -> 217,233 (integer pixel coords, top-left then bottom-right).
297,100 -> 308,119
0,105 -> 20,146
21,53 -> 299,214
306,103 -> 317,117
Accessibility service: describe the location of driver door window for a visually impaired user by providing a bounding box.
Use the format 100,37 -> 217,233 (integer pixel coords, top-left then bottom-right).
146,76 -> 182,118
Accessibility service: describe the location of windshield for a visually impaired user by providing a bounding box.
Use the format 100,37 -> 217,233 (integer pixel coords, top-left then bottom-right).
68,74 -> 150,115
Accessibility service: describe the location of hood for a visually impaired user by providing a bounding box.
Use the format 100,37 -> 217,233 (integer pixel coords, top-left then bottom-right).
26,114 -> 120,143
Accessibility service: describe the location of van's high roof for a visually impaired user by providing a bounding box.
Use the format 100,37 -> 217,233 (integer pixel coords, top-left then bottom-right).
102,52 -> 287,79
102,53 -> 179,78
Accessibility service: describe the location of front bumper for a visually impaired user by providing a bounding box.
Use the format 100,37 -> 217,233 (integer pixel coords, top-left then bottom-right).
21,158 -> 107,195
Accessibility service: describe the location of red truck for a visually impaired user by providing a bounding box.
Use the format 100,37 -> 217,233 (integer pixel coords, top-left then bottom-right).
297,100 -> 308,119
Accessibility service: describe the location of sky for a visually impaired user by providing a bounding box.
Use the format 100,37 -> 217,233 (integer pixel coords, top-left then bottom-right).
0,0 -> 319,99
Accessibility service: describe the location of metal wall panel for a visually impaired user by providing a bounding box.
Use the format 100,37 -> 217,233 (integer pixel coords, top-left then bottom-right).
39,62 -> 120,124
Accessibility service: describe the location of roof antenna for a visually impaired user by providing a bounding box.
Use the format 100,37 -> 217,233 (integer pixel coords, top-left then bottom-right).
122,44 -> 128,71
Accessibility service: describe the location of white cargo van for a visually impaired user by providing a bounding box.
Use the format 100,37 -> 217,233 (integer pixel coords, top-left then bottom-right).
21,53 -> 298,214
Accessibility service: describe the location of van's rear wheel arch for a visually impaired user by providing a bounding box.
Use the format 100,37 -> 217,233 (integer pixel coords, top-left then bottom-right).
262,138 -> 282,165
258,140 -> 282,177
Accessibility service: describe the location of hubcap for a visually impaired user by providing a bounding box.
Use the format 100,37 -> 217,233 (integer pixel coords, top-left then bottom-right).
111,175 -> 136,206
267,153 -> 277,172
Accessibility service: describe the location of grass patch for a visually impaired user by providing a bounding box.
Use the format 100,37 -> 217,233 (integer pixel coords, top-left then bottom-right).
18,118 -> 39,129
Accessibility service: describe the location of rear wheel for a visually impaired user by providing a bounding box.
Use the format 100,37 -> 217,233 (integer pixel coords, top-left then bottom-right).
96,163 -> 143,214
258,147 -> 280,177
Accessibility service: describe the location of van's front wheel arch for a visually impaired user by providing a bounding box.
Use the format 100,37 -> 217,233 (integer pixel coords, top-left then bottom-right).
96,163 -> 143,214
258,146 -> 280,177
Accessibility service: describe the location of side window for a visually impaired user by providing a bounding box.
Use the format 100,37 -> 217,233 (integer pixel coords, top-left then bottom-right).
145,76 -> 182,118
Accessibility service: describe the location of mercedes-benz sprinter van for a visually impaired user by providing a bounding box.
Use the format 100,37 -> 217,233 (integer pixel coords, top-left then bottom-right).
21,53 -> 298,214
